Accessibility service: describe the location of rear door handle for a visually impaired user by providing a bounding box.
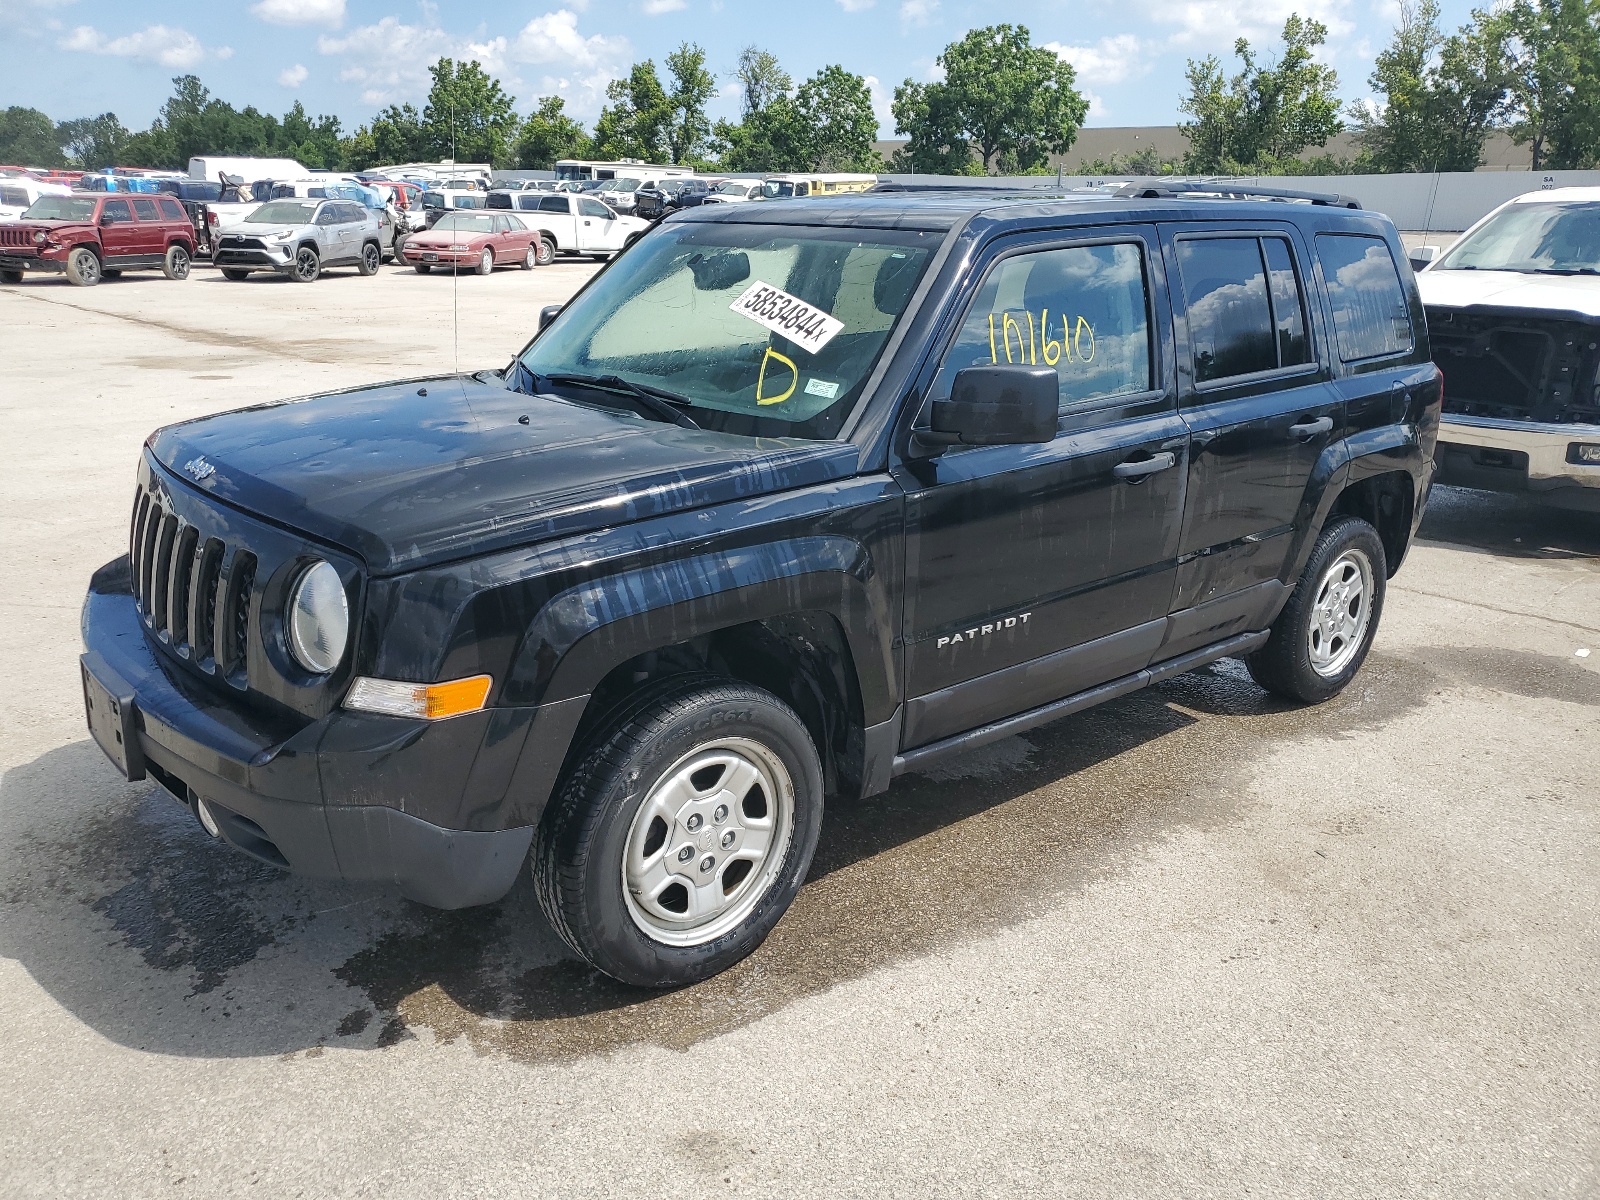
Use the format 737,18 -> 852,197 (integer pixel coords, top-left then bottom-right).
1113,451 -> 1177,480
1288,416 -> 1333,438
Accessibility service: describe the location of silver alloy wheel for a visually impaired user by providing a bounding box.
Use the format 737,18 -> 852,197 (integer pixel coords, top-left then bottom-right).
166,246 -> 190,279
621,737 -> 795,947
1308,548 -> 1373,677
479,248 -> 494,274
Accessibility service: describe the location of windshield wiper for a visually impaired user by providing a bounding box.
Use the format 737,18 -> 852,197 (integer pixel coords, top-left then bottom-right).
538,372 -> 702,430
1526,267 -> 1600,276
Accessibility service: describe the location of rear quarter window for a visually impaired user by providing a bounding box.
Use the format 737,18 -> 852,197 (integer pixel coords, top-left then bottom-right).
158,198 -> 187,221
1316,233 -> 1414,361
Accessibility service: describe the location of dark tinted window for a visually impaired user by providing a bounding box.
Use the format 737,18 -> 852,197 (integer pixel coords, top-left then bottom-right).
1316,234 -> 1414,361
940,241 -> 1153,412
538,195 -> 569,213
131,198 -> 160,221
1177,237 -> 1276,382
1262,237 -> 1310,367
486,192 -> 511,209
158,197 -> 186,221
100,199 -> 132,224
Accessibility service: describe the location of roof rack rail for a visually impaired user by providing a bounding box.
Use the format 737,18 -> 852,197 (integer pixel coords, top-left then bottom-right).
867,181 -> 1053,194
1114,180 -> 1362,209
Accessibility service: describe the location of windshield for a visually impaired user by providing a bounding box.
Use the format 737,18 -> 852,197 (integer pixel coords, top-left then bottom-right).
517,222 -> 939,439
432,213 -> 495,233
246,200 -> 317,224
1436,202 -> 1600,274
762,180 -> 797,199
22,196 -> 98,221
712,181 -> 750,195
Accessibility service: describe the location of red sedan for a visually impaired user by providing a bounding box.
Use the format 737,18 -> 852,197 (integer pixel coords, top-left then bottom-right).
399,212 -> 551,274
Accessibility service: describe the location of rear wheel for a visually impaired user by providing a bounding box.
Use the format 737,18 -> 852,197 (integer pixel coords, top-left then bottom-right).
413,263 -> 432,274
476,247 -> 494,275
521,243 -> 537,269
357,241 -> 381,276
65,247 -> 101,286
1247,516 -> 1387,704
534,237 -> 554,266
291,245 -> 320,283
534,677 -> 824,987
221,268 -> 251,281
162,243 -> 191,280
0,269 -> 22,285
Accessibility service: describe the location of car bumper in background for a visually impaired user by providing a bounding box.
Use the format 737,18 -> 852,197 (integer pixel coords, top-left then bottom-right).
1436,413 -> 1600,510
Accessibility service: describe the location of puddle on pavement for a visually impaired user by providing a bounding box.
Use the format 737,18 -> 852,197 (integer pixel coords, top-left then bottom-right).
5,649 -> 1456,1064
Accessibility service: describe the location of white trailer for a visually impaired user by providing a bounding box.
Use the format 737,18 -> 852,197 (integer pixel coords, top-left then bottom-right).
188,156 -> 308,184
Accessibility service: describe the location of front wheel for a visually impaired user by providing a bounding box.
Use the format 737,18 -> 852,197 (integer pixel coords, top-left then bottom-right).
221,268 -> 251,281
162,243 -> 192,280
65,247 -> 101,286
413,263 -> 432,274
1247,515 -> 1387,704
291,245 -> 320,283
357,241 -> 381,276
476,247 -> 494,275
534,677 -> 824,988
0,268 -> 22,285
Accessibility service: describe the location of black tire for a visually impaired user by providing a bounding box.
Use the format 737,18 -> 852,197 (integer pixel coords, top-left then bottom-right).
161,243 -> 191,280
65,247 -> 101,286
1247,515 -> 1388,704
534,236 -> 554,266
357,240 -> 381,276
534,676 -> 824,988
221,268 -> 251,281
413,264 -> 432,274
475,247 -> 494,276
291,245 -> 320,283
0,269 -> 22,285
101,268 -> 123,279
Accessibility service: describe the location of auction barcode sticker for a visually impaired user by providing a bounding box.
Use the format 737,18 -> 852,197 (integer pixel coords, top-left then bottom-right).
729,281 -> 844,354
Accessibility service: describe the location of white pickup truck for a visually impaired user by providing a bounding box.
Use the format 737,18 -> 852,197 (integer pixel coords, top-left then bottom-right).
1416,187 -> 1600,511
486,190 -> 650,259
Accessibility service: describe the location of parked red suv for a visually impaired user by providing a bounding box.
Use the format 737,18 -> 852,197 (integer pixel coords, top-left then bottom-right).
0,192 -> 197,286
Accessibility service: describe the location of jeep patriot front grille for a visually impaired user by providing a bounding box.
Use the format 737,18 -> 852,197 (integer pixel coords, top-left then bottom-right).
129,485 -> 256,688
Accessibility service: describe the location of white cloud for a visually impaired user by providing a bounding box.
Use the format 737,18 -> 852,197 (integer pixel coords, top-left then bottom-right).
1142,0 -> 1352,48
836,0 -> 874,10
511,9 -> 627,69
60,24 -> 215,68
642,0 -> 686,11
899,0 -> 937,25
1047,35 -> 1150,86
318,17 -> 456,104
251,0 -> 345,28
279,63 -> 308,87
864,74 -> 894,134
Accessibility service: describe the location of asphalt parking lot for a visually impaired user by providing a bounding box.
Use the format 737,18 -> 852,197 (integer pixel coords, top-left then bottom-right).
1,259 -> 1597,1198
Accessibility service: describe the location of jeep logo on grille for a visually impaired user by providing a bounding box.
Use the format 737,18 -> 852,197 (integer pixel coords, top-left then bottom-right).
183,456 -> 216,482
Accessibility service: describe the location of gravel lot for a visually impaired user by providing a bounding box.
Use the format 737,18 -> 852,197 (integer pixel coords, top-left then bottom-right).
1,260 -> 1597,1199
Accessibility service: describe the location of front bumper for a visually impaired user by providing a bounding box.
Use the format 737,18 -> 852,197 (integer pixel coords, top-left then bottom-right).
80,559 -> 586,908
213,245 -> 293,269
400,246 -> 478,266
1436,413 -> 1600,510
0,251 -> 65,274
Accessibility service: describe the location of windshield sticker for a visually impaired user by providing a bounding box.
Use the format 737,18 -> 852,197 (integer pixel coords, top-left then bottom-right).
756,348 -> 799,405
731,281 -> 845,354
989,310 -> 1096,366
804,378 -> 841,400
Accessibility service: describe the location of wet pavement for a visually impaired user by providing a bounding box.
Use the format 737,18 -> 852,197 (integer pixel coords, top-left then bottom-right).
1,268 -> 1598,1197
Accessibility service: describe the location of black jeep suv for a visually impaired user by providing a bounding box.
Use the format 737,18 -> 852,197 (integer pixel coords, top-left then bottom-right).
81,183 -> 1441,987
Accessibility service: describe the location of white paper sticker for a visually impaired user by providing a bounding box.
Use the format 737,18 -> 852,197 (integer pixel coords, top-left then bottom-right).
729,280 -> 844,354
804,377 -> 840,399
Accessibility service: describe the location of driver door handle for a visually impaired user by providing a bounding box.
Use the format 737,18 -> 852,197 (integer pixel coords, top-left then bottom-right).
1289,416 -> 1334,438
1113,451 -> 1177,480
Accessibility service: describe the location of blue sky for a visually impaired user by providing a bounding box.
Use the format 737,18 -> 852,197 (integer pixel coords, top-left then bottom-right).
3,0 -> 1482,137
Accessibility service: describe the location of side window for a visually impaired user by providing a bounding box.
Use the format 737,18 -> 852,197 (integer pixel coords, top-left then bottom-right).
938,241 -> 1154,413
158,197 -> 187,221
518,195 -> 538,211
315,205 -> 338,226
1176,237 -> 1276,382
1262,237 -> 1310,367
579,198 -> 611,218
100,199 -> 132,224
504,215 -> 526,231
131,198 -> 160,221
1316,233 -> 1414,361
539,195 -> 569,213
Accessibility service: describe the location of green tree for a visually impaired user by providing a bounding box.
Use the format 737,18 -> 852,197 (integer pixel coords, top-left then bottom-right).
0,106 -> 67,167
1077,147 -> 1184,175
593,60 -> 673,161
793,65 -> 884,171
56,113 -> 130,170
890,80 -> 981,174
1352,0 -> 1512,172
734,46 -> 791,118
1500,0 -> 1600,169
1180,16 -> 1343,171
514,96 -> 591,169
363,104 -> 426,165
665,42 -> 716,165
421,58 -> 521,166
892,24 -> 1088,174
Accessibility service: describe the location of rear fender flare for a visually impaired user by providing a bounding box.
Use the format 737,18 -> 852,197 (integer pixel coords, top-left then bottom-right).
1286,426 -> 1424,583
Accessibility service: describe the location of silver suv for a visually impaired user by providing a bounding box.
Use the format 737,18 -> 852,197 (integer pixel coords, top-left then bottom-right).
214,198 -> 383,283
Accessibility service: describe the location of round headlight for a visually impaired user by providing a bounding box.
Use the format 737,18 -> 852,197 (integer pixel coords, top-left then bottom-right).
33,230 -> 47,245
287,561 -> 348,674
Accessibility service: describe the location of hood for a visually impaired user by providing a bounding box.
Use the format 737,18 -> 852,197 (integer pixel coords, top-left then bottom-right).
226,222 -> 309,239
147,375 -> 860,575
1417,268 -> 1600,320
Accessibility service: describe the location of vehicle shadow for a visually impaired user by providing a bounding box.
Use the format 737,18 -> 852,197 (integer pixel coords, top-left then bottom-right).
1417,484 -> 1600,561
0,652 -> 1439,1065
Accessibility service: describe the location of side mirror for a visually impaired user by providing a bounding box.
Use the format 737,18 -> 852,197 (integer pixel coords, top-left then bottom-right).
1409,244 -> 1441,271
539,304 -> 562,333
916,365 -> 1059,449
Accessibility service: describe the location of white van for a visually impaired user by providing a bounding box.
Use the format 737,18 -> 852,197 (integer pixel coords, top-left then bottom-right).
0,177 -> 71,222
189,156 -> 309,185
555,159 -> 694,183
761,173 -> 878,199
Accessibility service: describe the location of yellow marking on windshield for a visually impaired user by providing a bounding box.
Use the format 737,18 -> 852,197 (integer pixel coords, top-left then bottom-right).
756,347 -> 799,405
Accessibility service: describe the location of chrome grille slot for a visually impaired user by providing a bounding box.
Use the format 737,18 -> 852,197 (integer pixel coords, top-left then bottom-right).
149,513 -> 179,635
130,489 -> 151,597
192,538 -> 224,666
168,525 -> 200,653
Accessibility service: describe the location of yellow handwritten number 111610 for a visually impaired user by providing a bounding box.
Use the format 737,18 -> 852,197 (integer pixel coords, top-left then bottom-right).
989,311 -> 1095,366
